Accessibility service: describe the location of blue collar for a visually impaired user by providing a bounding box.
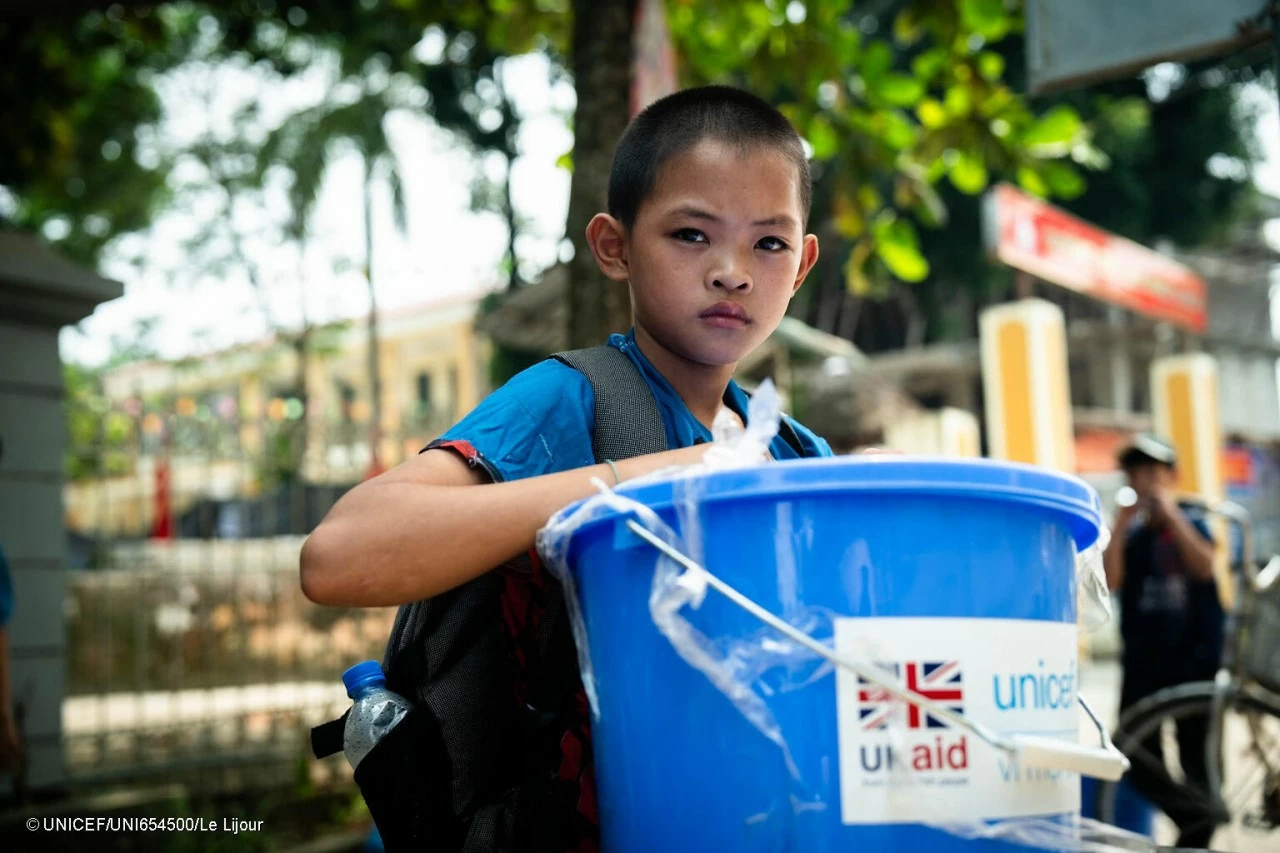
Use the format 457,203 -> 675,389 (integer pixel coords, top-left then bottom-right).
608,329 -> 750,441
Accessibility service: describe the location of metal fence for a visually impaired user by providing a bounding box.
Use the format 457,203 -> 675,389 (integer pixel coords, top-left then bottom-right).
58,402 -> 447,792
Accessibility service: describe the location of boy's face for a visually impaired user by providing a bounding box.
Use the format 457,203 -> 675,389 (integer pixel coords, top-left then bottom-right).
1126,461 -> 1176,500
587,139 -> 819,369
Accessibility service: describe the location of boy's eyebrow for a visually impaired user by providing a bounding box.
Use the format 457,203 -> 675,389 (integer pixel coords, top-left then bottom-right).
752,214 -> 800,228
669,206 -> 722,223
669,206 -> 799,229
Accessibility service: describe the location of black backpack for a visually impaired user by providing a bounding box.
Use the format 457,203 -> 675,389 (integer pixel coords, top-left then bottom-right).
311,346 -> 807,852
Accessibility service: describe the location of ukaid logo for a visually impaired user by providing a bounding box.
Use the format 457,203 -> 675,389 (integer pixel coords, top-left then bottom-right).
834,618 -> 1081,825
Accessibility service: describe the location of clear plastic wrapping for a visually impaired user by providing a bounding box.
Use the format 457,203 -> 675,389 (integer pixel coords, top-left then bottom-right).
538,381 -> 1147,851
1076,523 -> 1114,632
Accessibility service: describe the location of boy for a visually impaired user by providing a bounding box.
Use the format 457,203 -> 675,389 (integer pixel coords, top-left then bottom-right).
302,86 -> 830,850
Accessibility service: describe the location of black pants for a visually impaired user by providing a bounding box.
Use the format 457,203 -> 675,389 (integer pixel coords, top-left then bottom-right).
1120,675 -> 1219,848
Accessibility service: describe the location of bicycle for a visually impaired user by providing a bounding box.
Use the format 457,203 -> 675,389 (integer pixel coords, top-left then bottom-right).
1095,498 -> 1280,850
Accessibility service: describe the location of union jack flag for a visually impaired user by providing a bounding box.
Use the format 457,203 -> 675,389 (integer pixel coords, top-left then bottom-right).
858,661 -> 963,730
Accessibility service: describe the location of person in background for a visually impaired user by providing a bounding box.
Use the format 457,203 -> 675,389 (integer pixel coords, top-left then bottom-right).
0,553 -> 15,775
0,444 -> 18,775
1103,434 -> 1220,847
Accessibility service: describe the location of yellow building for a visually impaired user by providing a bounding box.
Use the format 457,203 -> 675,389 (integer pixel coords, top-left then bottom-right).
69,294 -> 490,535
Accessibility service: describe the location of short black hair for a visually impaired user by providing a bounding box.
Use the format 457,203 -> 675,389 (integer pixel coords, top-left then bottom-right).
1119,451 -> 1174,472
1118,434 -> 1178,471
608,85 -> 812,229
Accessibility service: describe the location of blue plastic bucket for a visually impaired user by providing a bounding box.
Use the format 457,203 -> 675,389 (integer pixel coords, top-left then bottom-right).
558,457 -> 1102,852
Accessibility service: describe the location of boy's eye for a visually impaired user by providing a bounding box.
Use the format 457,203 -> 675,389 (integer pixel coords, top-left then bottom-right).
671,228 -> 708,244
757,236 -> 788,252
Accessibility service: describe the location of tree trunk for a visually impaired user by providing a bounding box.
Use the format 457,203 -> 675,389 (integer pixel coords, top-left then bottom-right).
565,0 -> 637,349
363,157 -> 384,474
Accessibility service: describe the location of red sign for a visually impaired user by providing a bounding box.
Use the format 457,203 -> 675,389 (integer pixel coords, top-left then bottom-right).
985,184 -> 1207,332
1073,427 -> 1132,474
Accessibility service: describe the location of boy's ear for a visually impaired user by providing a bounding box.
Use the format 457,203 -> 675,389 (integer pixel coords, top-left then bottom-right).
585,213 -> 631,282
791,233 -> 821,295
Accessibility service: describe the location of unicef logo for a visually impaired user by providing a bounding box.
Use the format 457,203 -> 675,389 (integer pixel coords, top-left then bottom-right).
992,660 -> 1076,711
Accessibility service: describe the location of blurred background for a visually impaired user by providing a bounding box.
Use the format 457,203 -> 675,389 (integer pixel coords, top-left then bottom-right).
1,0 -> 1279,849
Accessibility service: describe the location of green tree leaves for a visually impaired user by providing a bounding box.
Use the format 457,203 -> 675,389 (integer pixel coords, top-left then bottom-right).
1021,104 -> 1086,154
671,0 -> 1097,294
0,8 -> 196,264
873,73 -> 926,108
960,0 -> 1011,41
873,214 -> 930,283
948,150 -> 988,194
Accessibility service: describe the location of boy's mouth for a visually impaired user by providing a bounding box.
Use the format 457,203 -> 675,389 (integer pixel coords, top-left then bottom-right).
699,301 -> 751,328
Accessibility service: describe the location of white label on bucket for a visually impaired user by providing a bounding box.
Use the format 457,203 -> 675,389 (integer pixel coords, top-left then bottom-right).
833,617 -> 1080,825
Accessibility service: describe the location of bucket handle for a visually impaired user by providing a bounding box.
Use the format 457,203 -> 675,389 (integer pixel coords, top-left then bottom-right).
624,518 -> 1131,782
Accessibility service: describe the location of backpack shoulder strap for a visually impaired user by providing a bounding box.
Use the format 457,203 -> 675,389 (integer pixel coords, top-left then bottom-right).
553,345 -> 669,463
556,346 -> 816,460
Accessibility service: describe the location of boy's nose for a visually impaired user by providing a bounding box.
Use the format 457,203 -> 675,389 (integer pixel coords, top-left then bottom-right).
706,265 -> 753,292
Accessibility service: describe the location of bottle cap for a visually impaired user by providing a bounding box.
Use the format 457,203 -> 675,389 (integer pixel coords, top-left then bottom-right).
341,660 -> 386,698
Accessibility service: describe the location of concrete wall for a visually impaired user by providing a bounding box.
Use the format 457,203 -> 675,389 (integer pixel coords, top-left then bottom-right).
0,319 -> 68,791
0,232 -> 122,796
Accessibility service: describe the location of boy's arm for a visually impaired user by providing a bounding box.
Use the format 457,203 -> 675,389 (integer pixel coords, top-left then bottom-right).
1151,492 -> 1215,582
300,444 -> 708,607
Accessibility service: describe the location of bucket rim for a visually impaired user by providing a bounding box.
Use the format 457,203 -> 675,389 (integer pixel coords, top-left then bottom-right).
578,455 -> 1103,550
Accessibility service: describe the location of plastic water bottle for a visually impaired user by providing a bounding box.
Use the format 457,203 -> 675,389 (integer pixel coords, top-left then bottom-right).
342,660 -> 412,771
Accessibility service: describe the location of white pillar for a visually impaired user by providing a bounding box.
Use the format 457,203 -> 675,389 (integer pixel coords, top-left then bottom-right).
980,299 -> 1076,471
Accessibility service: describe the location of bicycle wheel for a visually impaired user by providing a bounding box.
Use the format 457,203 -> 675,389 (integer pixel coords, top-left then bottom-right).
1095,681 -> 1280,850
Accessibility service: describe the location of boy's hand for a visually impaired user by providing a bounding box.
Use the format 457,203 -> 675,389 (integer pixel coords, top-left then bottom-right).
1149,488 -> 1180,525
1114,498 -> 1140,525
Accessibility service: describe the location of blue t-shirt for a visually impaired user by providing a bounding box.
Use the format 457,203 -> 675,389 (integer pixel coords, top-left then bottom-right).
1119,507 -> 1220,690
429,330 -> 832,483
